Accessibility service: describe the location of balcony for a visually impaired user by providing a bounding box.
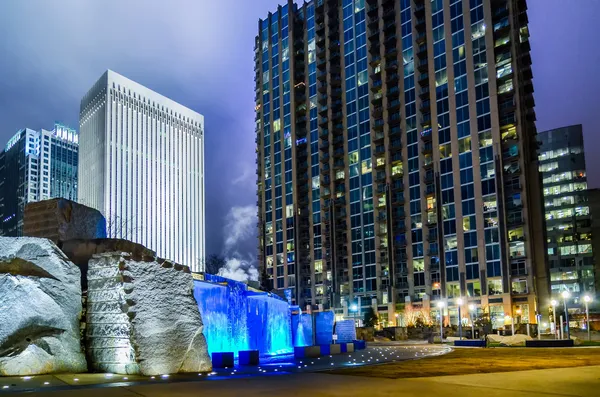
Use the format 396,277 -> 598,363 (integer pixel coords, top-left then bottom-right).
320,152 -> 330,163
373,118 -> 385,131
390,139 -> 402,152
416,43 -> 428,58
371,79 -> 383,92
391,179 -> 404,192
425,184 -> 435,196
388,109 -> 400,124
319,141 -> 330,152
373,130 -> 385,143
387,99 -> 401,112
333,159 -> 346,170
421,142 -> 433,155
386,72 -> 399,85
385,59 -> 399,71
423,172 -> 434,184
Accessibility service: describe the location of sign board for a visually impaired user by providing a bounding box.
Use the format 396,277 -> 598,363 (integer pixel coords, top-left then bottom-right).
335,320 -> 356,343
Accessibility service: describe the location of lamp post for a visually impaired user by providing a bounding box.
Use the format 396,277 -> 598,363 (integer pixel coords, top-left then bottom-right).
561,290 -> 570,340
584,295 -> 592,342
457,298 -> 463,340
469,304 -> 475,339
551,299 -> 558,339
437,301 -> 445,343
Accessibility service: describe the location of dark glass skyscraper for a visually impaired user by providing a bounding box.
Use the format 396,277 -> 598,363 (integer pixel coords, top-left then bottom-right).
538,124 -> 596,309
256,0 -> 544,328
0,123 -> 78,236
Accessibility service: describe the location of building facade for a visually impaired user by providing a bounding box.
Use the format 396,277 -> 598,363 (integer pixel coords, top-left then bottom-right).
0,123 -> 78,236
78,70 -> 205,271
538,125 -> 596,309
255,0 -> 543,327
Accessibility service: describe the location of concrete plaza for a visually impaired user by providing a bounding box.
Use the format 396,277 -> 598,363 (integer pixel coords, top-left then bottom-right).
7,365 -> 599,397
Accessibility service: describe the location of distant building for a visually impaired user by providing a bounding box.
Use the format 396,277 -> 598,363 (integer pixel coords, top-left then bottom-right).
587,188 -> 600,300
78,70 -> 205,271
538,124 -> 596,308
0,123 -> 78,236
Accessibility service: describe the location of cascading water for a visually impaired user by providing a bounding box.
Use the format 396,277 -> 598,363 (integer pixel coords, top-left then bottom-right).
193,279 -> 293,357
292,313 -> 314,347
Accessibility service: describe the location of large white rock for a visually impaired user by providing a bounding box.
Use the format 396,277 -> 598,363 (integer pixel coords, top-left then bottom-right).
0,237 -> 87,375
86,253 -> 212,375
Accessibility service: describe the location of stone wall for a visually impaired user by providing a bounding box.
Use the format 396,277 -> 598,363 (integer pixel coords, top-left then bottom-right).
86,252 -> 211,375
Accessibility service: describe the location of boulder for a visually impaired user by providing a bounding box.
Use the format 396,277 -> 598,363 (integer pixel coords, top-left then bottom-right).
23,198 -> 106,244
0,237 -> 87,375
86,252 -> 212,375
60,239 -> 155,290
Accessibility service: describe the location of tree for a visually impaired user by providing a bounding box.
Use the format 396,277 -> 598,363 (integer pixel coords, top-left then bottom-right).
204,254 -> 226,275
363,307 -> 379,328
259,266 -> 272,291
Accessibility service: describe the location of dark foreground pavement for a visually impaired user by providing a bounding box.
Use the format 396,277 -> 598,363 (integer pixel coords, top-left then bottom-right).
1,365 -> 598,396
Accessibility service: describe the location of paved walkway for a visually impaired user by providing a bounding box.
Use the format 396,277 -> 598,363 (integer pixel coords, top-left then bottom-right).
10,365 -> 600,396
0,345 -> 449,394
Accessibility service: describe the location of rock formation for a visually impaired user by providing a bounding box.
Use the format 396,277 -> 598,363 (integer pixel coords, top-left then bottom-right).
0,237 -> 87,376
86,253 -> 212,375
23,198 -> 107,244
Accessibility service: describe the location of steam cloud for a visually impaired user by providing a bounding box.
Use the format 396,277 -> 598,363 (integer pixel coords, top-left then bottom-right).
218,205 -> 258,282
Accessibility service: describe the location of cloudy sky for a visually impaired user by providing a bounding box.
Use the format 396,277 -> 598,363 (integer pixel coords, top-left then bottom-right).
0,0 -> 599,258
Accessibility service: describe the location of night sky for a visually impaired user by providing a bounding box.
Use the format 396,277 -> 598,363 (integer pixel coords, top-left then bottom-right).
0,0 -> 598,261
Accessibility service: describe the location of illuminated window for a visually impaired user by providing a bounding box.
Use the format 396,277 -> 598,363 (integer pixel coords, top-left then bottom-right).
361,159 -> 372,174
439,143 -> 452,158
413,259 -> 425,272
458,137 -> 471,153
314,260 -> 323,273
488,279 -> 503,295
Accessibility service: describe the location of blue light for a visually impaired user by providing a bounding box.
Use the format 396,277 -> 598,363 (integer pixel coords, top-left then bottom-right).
193,279 -> 293,357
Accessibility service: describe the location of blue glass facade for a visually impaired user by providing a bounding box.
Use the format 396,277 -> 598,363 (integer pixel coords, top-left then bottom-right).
256,0 -> 542,326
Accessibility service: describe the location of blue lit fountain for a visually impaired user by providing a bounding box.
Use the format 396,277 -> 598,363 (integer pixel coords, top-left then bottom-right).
193,275 -> 294,357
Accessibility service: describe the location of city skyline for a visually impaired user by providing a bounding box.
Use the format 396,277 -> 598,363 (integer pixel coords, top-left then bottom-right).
0,0 -> 599,261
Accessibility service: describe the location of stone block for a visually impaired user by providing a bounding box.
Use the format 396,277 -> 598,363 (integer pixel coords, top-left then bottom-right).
294,346 -> 321,358
86,252 -> 211,375
0,237 -> 87,375
23,199 -> 106,244
61,239 -> 155,290
238,350 -> 259,366
212,352 -> 234,368
329,344 -> 341,355
341,343 -> 355,353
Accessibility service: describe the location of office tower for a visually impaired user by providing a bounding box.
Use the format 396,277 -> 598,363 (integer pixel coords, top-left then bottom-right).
79,70 -> 205,271
0,123 -> 79,236
538,125 -> 596,306
256,0 -> 543,326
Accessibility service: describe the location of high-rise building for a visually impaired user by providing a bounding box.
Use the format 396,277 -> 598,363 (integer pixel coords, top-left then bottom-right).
255,0 -> 544,327
538,125 -> 596,307
0,123 -> 79,236
79,70 -> 205,271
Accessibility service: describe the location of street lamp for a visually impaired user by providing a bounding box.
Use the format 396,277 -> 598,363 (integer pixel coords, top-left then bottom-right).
469,304 -> 476,339
561,290 -> 570,340
584,295 -> 592,342
551,299 -> 558,339
437,301 -> 445,343
457,298 -> 464,340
